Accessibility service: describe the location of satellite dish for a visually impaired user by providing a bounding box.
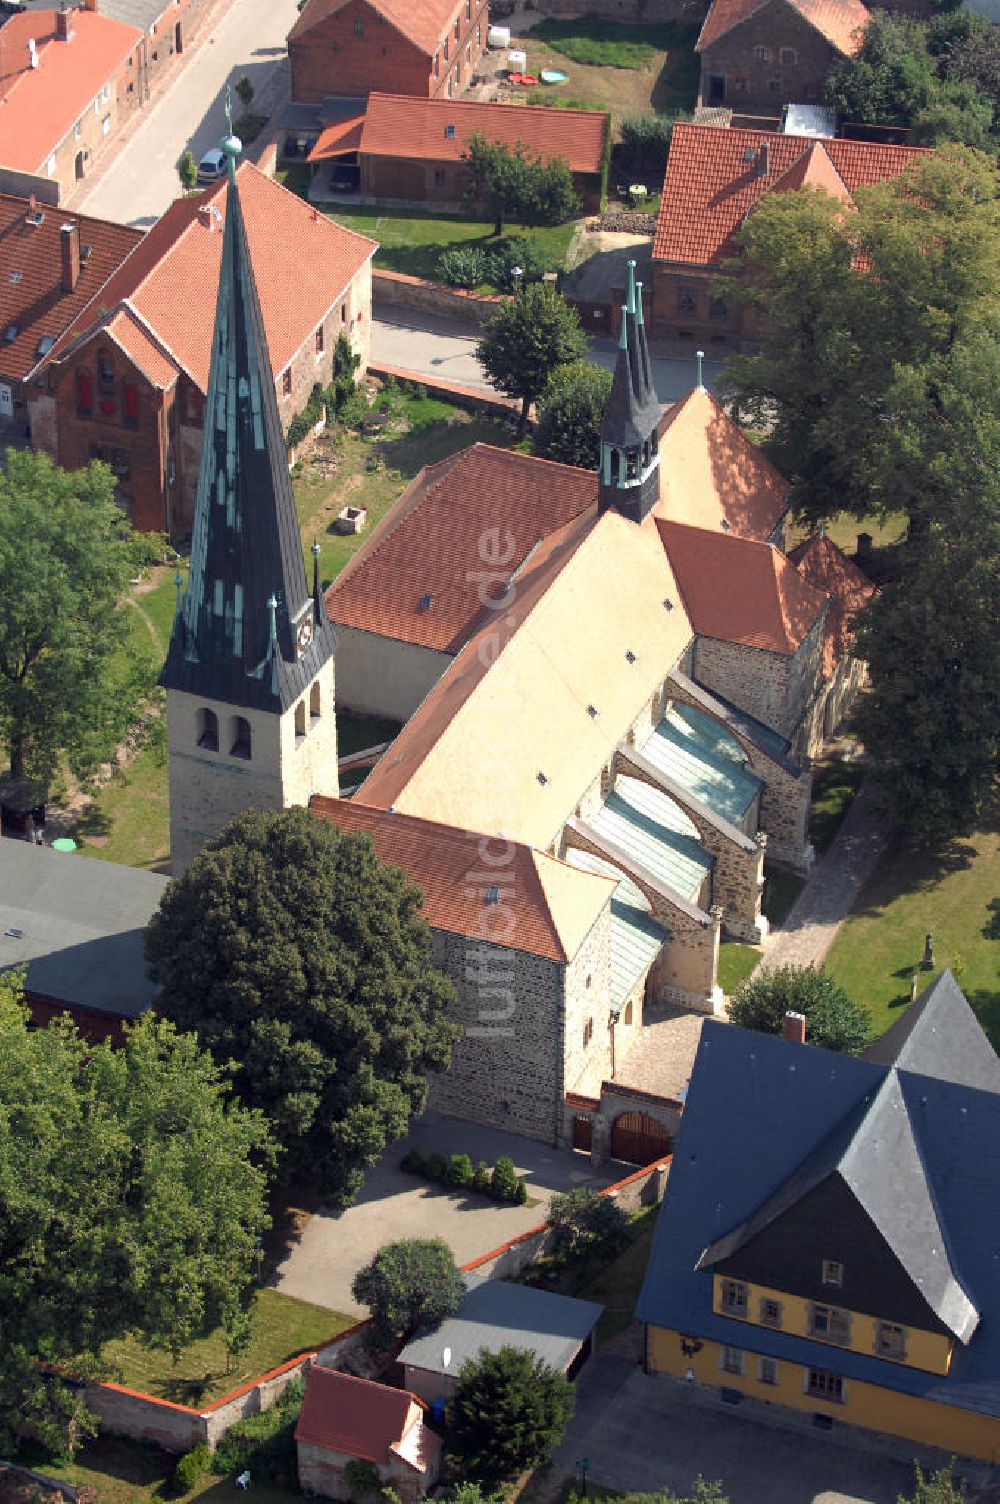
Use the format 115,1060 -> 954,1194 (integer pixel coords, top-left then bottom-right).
442,1347 -> 452,1369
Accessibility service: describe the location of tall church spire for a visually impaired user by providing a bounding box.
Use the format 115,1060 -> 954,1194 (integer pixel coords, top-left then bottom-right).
160,114 -> 337,711
598,259 -> 662,524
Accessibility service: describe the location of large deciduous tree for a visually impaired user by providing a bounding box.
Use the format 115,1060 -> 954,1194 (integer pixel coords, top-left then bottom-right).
477,282 -> 588,435
145,807 -> 459,1206
352,1238 -> 465,1344
533,361 -> 612,470
729,966 -> 874,1054
462,135 -> 580,236
0,974 -> 273,1455
447,1347 -> 574,1484
0,450 -> 151,792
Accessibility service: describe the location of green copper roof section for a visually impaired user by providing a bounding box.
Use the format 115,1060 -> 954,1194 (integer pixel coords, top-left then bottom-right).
639,705 -> 763,827
701,686 -> 792,766
590,774 -> 713,905
566,848 -> 667,1007
160,103 -> 337,713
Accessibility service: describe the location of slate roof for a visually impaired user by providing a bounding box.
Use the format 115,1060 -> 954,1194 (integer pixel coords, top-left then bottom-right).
309,796 -> 615,962
12,0 -> 170,29
0,9 -> 141,173
44,162 -> 376,391
653,124 -> 924,268
636,984 -> 1000,1418
399,1273 -> 602,1378
0,841 -> 168,1019
289,0 -> 461,57
601,269 -> 661,457
159,142 -> 339,714
295,1366 -> 440,1473
654,385 -> 789,542
864,970 -> 1000,1094
788,531 -> 876,675
325,444 -> 598,653
359,91 -> 608,175
0,194 -> 141,384
658,521 -> 829,654
696,0 -> 870,55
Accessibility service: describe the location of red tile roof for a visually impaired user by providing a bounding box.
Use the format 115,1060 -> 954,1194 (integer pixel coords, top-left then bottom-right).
656,385 -> 788,541
789,531 -> 876,674
326,444 -> 598,652
0,196 -> 142,384
658,520 -> 828,654
104,307 -> 178,389
360,93 -> 609,175
310,796 -> 607,960
653,123 -> 924,267
295,1366 -> 439,1474
307,115 -> 367,163
696,0 -> 869,55
45,161 -> 376,391
290,0 -> 462,58
0,10 -> 142,173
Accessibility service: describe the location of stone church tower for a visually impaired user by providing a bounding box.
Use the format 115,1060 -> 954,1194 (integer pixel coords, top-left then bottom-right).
160,128 -> 339,876
598,260 -> 661,525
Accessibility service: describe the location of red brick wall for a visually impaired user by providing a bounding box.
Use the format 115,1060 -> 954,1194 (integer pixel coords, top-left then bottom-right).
651,261 -> 747,346
290,0 -> 487,103
698,0 -> 846,114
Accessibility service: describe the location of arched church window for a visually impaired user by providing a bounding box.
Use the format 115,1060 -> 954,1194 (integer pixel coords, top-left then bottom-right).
310,682 -> 321,720
197,707 -> 218,750
626,448 -> 639,481
294,701 -> 306,741
230,715 -> 252,759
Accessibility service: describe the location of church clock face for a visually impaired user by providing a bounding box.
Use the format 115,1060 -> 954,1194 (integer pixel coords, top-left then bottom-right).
296,617 -> 314,655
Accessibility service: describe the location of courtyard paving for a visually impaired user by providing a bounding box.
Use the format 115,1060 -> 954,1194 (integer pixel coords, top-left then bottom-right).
273,1110 -> 616,1316
552,1354 -> 949,1504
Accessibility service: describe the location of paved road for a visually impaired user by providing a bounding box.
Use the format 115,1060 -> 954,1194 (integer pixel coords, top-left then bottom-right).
78,0 -> 299,226
554,1355 -> 934,1504
761,779 -> 893,972
372,312 -> 725,405
273,1110 -> 616,1315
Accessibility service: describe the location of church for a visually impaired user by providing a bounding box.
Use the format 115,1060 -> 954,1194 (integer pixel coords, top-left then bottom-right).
160,130 -> 874,1152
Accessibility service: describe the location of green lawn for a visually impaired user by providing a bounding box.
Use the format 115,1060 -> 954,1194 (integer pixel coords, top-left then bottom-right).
718,868 -> 805,995
824,808 -> 1000,1043
102,1289 -> 352,1406
338,711 -> 401,758
326,202 -> 576,285
512,18 -> 699,120
527,1206 -> 659,1344
21,1435 -> 300,1504
71,736 -> 170,870
532,16 -> 698,70
809,756 -> 864,854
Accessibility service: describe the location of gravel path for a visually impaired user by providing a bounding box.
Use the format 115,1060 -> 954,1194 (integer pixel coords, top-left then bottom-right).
761,779 -> 894,971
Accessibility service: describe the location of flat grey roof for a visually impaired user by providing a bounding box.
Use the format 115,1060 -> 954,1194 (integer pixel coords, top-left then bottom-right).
399,1273 -> 602,1377
0,840 -> 168,1017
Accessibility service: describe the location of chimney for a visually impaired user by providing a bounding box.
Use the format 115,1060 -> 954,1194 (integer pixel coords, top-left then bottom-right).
61,222 -> 81,292
784,1011 -> 806,1045
28,37 -> 38,67
55,4 -> 74,40
756,142 -> 770,178
82,0 -> 98,11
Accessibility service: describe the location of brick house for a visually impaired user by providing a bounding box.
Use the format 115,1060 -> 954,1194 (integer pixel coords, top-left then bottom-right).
0,4 -> 145,204
295,1365 -> 441,1503
289,0 -> 488,105
696,0 -> 870,115
29,160 -> 376,534
0,192 -> 140,437
651,123 -> 923,347
316,92 -> 608,212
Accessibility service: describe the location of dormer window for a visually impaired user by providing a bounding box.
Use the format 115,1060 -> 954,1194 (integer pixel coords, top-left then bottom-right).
821,1259 -> 844,1287
719,1278 -> 748,1317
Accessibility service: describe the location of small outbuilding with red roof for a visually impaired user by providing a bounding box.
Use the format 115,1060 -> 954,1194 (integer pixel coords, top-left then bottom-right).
295,1364 -> 442,1503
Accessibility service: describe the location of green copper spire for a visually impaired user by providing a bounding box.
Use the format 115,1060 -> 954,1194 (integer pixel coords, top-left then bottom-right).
160,125 -> 337,712
598,263 -> 661,524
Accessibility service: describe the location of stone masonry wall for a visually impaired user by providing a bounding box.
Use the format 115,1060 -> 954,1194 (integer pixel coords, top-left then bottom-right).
697,0 -> 845,113
561,904 -> 617,1097
692,637 -> 791,736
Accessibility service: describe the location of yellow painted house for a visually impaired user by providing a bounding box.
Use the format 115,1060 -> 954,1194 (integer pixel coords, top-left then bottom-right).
636,971 -> 1000,1463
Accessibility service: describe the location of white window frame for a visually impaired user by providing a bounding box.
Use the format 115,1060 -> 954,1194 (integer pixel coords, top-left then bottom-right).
720,1346 -> 745,1377
758,1356 -> 779,1386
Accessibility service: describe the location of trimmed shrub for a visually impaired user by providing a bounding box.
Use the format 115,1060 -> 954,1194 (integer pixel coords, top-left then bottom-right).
447,1152 -> 474,1188
438,246 -> 489,288
425,1150 -> 448,1183
211,1375 -> 304,1482
173,1444 -> 211,1494
491,1155 -> 520,1203
514,1177 -> 529,1205
472,1160 -> 491,1194
400,1147 -> 425,1175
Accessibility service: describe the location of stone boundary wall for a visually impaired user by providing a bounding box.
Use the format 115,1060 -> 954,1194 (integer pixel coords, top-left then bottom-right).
461,1155 -> 671,1279
369,361 -> 522,418
0,1462 -> 85,1502
373,268 -> 501,328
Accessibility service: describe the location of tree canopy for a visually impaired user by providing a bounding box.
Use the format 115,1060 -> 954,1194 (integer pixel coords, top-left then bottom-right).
728,966 -> 874,1054
0,974 -> 273,1455
0,449 -> 151,793
145,807 -> 459,1206
547,1186 -> 630,1261
899,1464 -> 968,1504
447,1346 -> 574,1484
533,361 -> 612,469
476,282 -> 589,435
462,135 -> 580,236
352,1238 -> 464,1344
